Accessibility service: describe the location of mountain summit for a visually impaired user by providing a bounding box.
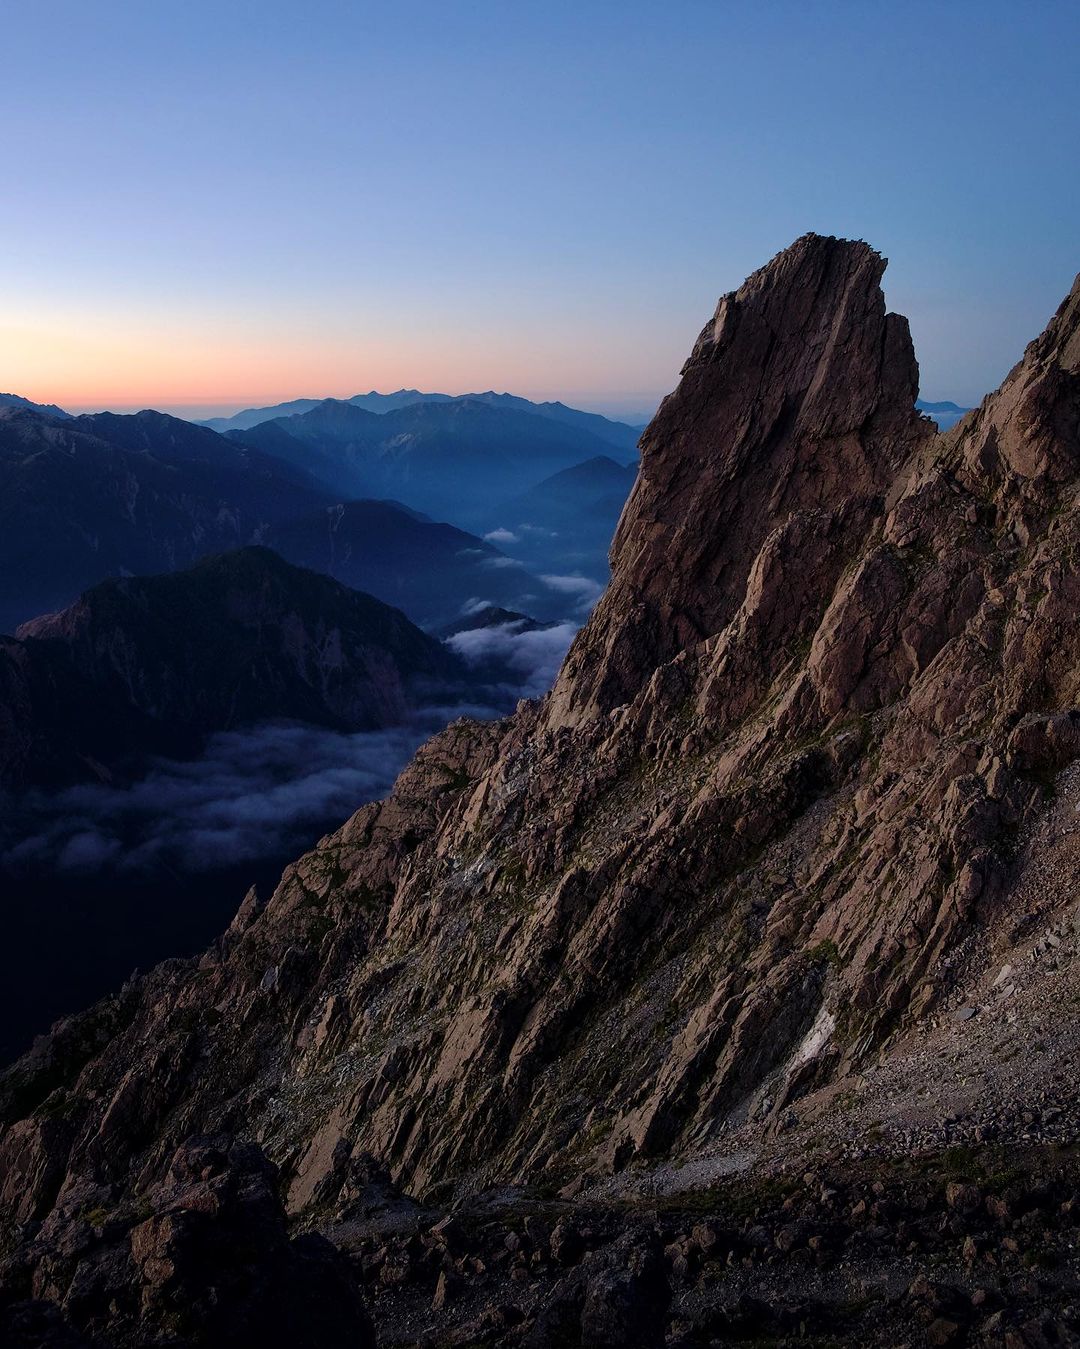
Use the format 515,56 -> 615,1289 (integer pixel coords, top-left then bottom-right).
549,233 -> 932,726
4,236 -> 1080,1344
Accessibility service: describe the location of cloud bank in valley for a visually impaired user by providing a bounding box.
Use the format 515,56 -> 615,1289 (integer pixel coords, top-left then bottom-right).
446,619 -> 578,699
0,558 -> 603,886
540,573 -> 605,612
1,605 -> 588,883
2,708 -> 491,880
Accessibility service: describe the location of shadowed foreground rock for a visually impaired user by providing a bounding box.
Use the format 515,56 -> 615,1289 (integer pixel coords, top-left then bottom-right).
4,233 -> 1080,1345
0,1135 -> 373,1347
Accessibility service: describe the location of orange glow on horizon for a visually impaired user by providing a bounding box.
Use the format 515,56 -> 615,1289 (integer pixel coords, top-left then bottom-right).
0,301 -> 674,417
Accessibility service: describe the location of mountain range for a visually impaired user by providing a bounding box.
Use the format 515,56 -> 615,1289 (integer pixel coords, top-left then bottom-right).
0,392 -> 72,420
5,235 -> 1080,1345
227,395 -> 637,527
0,405 -> 564,634
202,388 -> 642,455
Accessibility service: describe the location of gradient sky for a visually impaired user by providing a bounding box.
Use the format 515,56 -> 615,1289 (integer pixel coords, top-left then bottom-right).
2,0 -> 1078,419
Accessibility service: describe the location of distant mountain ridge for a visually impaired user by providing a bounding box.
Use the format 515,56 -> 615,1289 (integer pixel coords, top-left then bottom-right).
229,395 -> 634,525
0,391 -> 71,420
203,388 -> 640,454
0,404 -> 559,633
916,398 -> 968,412
915,396 -> 973,429
2,547 -> 466,790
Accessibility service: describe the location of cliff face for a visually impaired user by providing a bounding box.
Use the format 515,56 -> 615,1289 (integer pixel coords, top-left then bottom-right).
4,236 -> 1080,1343
548,234 -> 930,726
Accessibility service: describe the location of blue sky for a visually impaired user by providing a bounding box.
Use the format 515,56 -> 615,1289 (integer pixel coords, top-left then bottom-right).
1,0 -> 1077,416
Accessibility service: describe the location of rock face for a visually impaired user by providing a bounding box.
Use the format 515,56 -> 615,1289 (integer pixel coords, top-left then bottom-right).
3,234 -> 1080,1344
548,235 -> 930,725
0,1134 -> 373,1348
0,547 -> 467,789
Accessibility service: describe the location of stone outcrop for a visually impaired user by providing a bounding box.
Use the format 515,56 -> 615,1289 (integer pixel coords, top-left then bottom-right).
0,1134 -> 373,1347
3,234 -> 1080,1343
549,234 -> 930,726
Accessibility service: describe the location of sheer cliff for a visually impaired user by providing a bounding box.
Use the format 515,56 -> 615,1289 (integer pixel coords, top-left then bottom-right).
4,234 -> 1080,1346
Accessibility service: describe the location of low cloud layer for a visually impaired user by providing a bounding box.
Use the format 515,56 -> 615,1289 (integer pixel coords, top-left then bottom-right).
2,706 -> 494,880
540,573 -> 605,613
446,619 -> 578,698
2,582 -> 594,888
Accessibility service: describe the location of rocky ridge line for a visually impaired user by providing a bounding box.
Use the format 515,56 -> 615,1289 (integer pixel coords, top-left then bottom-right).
3,234 -> 1080,1345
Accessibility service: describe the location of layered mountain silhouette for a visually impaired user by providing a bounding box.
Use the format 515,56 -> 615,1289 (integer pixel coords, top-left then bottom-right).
0,406 -> 556,632
204,388 -> 641,454
0,548 -> 466,790
200,389 -> 454,432
0,392 -> 71,420
228,396 -> 635,524
4,236 -> 1080,1344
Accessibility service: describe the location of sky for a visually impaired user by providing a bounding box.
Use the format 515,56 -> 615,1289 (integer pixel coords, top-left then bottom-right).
1,0 -> 1078,419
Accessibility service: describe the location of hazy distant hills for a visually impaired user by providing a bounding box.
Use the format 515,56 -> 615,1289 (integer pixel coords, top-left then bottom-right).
2,548 -> 466,790
268,498 -> 557,626
486,454 -> 639,581
205,387 -> 641,455
230,396 -> 634,524
455,392 -> 641,454
0,405 -> 556,633
915,397 -> 973,429
201,389 -> 453,432
0,391 -> 72,420
0,405 -> 315,628
501,453 -> 637,521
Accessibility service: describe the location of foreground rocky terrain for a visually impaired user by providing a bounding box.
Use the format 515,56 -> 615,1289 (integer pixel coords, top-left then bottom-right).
3,233 -> 1080,1346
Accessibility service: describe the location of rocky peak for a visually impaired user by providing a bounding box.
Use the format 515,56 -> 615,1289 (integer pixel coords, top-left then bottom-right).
548,233 -> 932,727
6,239 -> 1080,1346
951,266 -> 1080,491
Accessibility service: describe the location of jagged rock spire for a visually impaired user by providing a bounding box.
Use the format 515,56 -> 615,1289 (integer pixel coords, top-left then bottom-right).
548,234 -> 932,727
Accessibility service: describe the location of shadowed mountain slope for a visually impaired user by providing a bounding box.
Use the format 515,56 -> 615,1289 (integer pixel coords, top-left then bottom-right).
1,548 -> 466,790
5,235 -> 1080,1344
0,407 -> 550,632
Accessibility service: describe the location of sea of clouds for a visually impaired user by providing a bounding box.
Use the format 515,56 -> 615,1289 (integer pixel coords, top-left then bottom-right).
445,618 -> 578,698
2,711 -> 485,878
1,601 -> 588,881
